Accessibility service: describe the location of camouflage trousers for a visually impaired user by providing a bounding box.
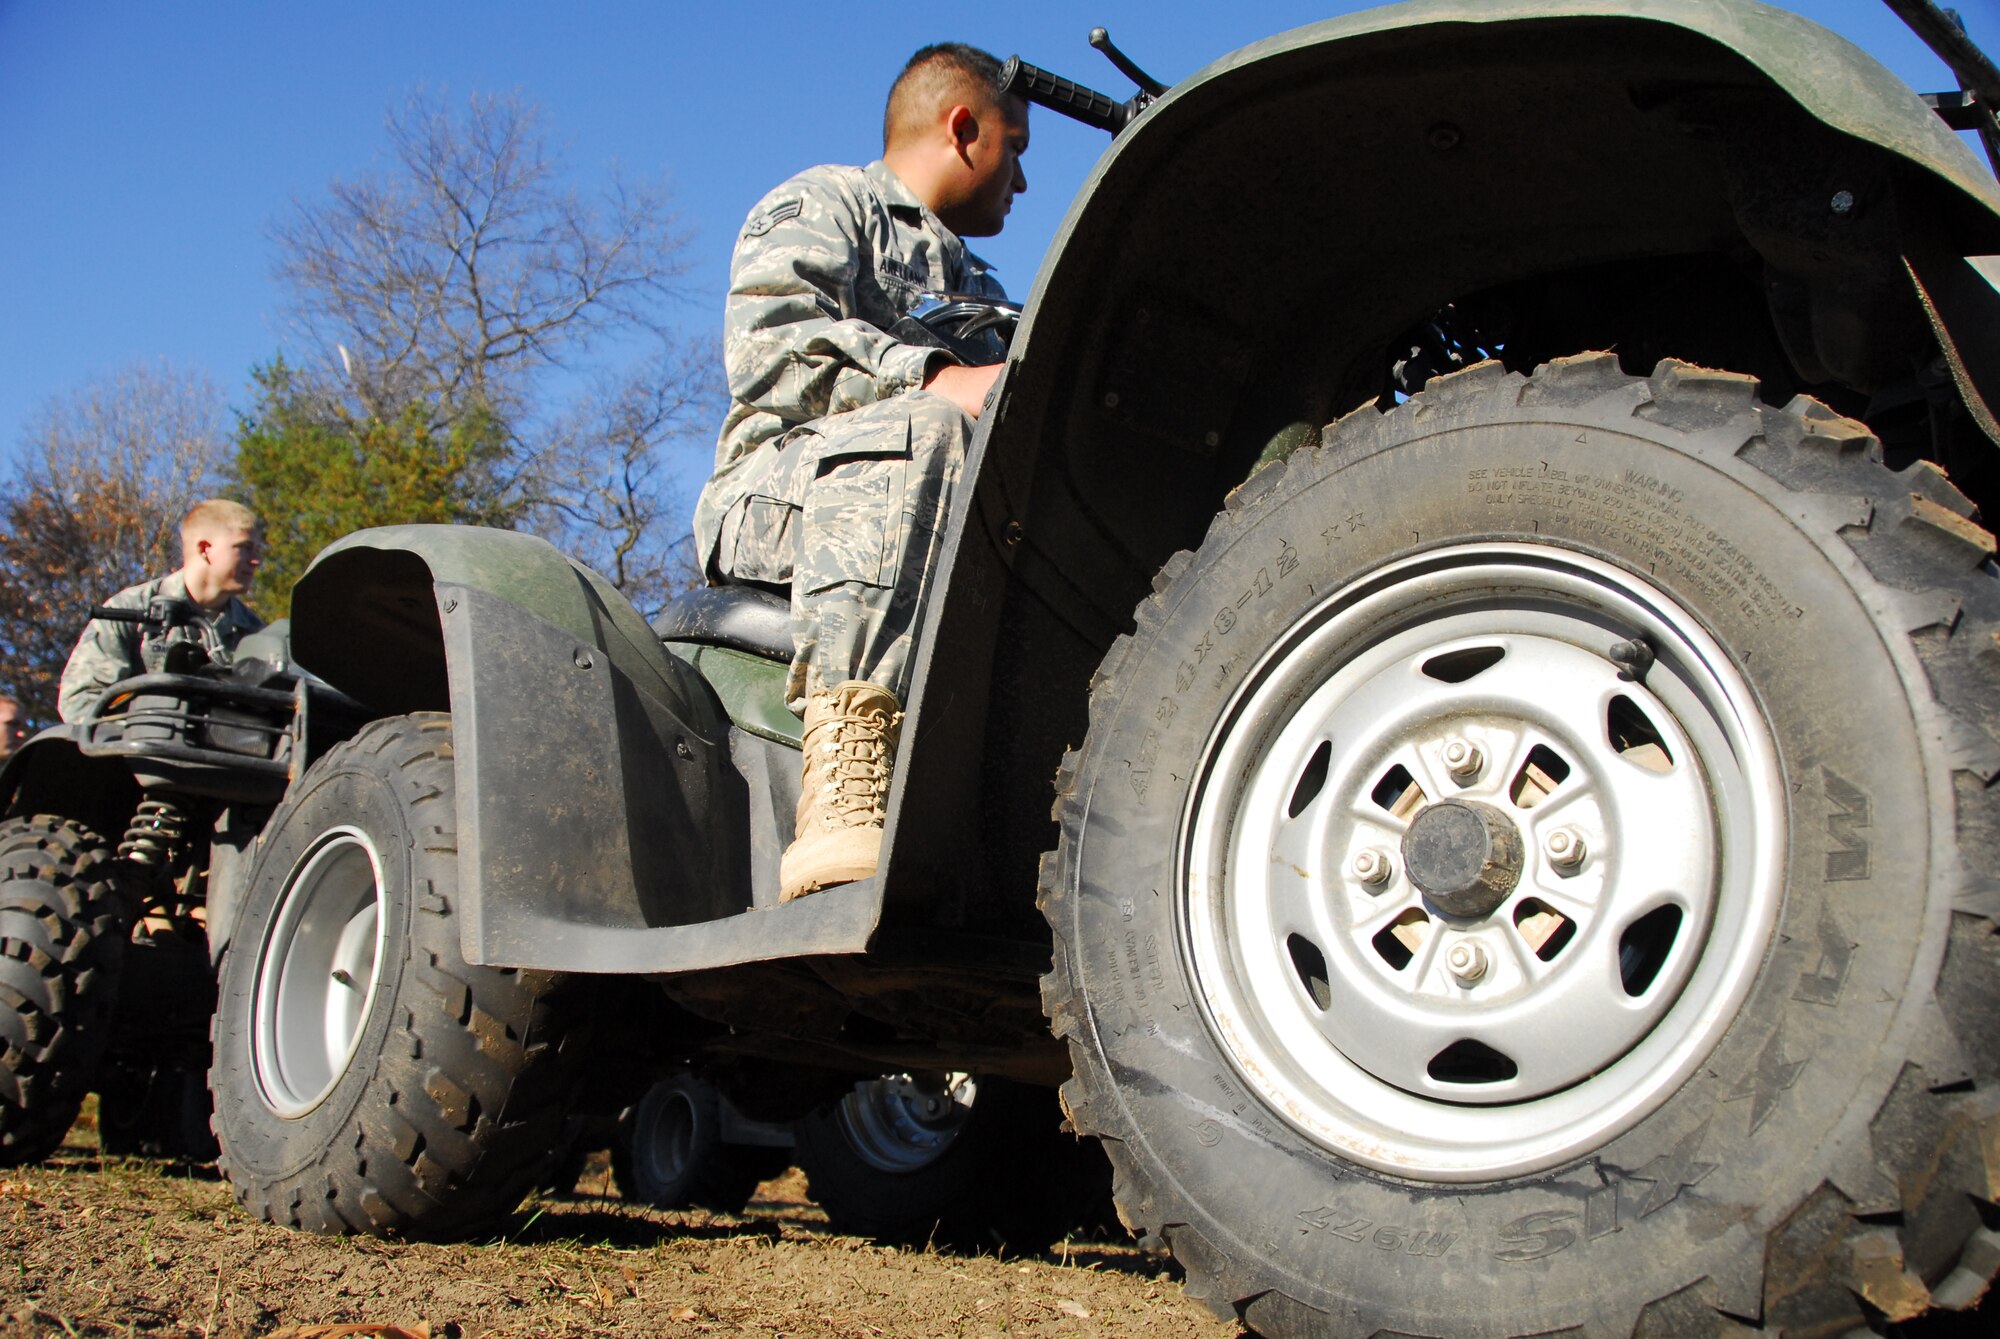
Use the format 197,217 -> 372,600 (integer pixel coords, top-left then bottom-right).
708,392 -> 973,713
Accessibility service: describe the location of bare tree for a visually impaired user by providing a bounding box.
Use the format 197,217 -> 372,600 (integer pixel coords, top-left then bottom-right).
0,363 -> 230,723
519,339 -> 720,620
272,90 -> 689,428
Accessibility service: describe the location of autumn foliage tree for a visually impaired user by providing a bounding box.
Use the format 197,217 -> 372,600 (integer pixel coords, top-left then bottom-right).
231,362 -> 512,618
0,364 -> 229,724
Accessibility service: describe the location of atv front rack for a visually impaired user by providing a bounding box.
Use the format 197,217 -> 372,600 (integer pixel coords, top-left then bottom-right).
79,672 -> 296,774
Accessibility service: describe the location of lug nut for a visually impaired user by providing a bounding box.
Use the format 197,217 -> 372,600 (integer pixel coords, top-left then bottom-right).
1446,941 -> 1489,983
1351,848 -> 1394,886
1442,738 -> 1483,782
1544,827 -> 1587,870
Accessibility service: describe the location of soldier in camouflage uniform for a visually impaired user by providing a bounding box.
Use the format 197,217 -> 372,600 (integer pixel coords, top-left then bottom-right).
693,43 -> 1029,902
58,499 -> 265,723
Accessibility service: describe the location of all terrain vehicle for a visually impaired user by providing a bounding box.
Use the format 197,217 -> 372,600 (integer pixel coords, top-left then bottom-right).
207,2 -> 2000,1334
0,604 -> 357,1163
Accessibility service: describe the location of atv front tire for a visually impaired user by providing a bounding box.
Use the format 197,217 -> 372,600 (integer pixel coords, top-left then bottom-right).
0,816 -> 131,1167
1042,356 -> 2000,1337
210,713 -> 578,1237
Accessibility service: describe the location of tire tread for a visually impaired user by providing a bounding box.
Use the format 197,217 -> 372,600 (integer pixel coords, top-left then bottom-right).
212,712 -> 581,1239
0,815 -> 130,1167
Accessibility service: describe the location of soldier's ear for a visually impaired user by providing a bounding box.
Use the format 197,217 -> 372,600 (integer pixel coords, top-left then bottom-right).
946,103 -> 979,158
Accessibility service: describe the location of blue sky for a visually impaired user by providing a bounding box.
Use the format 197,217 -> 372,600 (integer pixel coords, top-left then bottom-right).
2,0 -> 1995,477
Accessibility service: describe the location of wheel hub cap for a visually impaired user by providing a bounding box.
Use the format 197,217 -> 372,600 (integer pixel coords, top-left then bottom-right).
250,828 -> 387,1119
1180,544 -> 1784,1179
834,1072 -> 976,1173
1402,798 -> 1523,918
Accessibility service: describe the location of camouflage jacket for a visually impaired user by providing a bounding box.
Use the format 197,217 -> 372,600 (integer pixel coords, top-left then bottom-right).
56,571 -> 264,723
693,160 -> 1006,567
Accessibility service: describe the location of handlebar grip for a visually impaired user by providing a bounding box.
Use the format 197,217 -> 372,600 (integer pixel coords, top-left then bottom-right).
89,606 -> 152,623
1000,56 -> 1129,133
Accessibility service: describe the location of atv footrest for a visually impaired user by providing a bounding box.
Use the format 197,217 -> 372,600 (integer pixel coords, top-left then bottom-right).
469,878 -> 879,974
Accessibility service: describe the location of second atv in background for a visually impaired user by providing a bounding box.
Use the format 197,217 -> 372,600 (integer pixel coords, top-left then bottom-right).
0,604 -> 362,1165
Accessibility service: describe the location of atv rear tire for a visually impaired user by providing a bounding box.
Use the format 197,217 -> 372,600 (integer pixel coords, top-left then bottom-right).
611,1072 -> 784,1214
794,1073 -> 1112,1251
1041,356 -> 2000,1337
210,713 -> 578,1237
0,816 -> 131,1167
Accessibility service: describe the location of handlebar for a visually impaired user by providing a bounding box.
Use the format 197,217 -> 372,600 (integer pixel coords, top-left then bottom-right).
1001,28 -> 1167,136
87,595 -> 195,629
999,56 -> 1134,134
895,293 -> 1023,366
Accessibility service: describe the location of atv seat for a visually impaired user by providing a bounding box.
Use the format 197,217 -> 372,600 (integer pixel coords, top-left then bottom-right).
652,584 -> 792,662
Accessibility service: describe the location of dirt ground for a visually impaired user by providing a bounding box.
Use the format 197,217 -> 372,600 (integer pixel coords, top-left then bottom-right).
0,1110 -> 1234,1339
4,1112 -> 1991,1339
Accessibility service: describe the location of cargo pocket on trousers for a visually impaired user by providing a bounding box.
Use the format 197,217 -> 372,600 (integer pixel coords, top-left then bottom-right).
799,417 -> 911,596
728,494 -> 801,585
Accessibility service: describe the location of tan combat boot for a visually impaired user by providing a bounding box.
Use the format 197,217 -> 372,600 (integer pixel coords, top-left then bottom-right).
779,680 -> 904,903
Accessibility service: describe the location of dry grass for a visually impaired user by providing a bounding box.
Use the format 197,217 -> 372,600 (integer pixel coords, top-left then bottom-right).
0,1127 -> 1228,1339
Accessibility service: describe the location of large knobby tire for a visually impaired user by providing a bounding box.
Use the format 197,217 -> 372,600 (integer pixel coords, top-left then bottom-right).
1041,356 -> 2000,1337
611,1072 -> 786,1214
0,815 -> 132,1167
793,1073 -> 1112,1252
210,713 -> 579,1238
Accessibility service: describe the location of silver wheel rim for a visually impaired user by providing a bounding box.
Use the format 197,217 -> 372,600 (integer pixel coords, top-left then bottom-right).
251,827 -> 387,1118
834,1072 -> 976,1173
1182,543 -> 1784,1180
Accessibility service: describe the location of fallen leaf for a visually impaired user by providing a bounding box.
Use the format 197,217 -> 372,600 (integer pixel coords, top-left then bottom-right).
267,1327 -> 429,1339
1058,1299 -> 1092,1319
669,1306 -> 699,1322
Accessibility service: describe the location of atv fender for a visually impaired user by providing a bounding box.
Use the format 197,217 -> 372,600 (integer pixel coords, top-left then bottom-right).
289,526 -> 874,972
0,729 -> 142,840
998,0 -> 2000,466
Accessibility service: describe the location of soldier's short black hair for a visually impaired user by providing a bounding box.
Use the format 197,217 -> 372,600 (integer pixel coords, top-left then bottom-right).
884,43 -> 1008,151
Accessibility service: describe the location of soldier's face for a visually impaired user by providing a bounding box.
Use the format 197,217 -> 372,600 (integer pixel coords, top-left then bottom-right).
956,95 -> 1029,237
199,527 -> 263,594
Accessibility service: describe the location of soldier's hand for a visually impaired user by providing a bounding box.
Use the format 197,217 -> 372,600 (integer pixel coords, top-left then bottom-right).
924,362 -> 1004,420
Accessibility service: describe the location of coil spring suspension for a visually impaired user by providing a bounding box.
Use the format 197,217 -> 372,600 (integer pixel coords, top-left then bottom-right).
121,798 -> 187,865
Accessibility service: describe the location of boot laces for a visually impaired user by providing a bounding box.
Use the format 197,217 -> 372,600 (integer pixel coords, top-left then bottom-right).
812,706 -> 896,828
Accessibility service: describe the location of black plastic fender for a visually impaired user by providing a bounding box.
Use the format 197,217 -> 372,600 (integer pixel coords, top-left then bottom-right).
0,729 -> 141,840
288,526 -> 877,972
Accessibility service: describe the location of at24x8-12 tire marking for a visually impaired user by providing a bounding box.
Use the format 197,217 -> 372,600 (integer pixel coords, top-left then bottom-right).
1133,539 -> 1300,802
